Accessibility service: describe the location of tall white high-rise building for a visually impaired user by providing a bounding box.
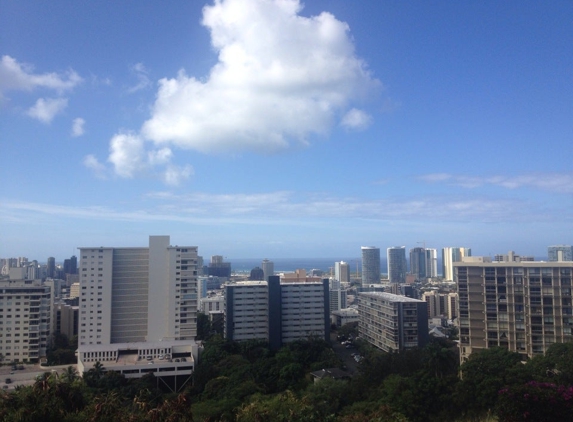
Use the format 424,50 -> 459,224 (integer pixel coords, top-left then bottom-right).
425,248 -> 438,278
334,261 -> 350,284
442,247 -> 471,280
77,236 -> 199,385
387,246 -> 407,284
262,259 -> 274,281
361,247 -> 380,285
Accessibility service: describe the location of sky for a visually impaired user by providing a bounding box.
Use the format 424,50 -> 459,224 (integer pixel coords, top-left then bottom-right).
1,0 -> 572,261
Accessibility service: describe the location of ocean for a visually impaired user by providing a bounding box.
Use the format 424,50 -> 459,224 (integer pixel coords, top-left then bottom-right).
227,258 -> 387,275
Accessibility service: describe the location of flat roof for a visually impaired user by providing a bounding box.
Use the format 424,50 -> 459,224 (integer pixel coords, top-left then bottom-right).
358,292 -> 424,303
78,339 -> 196,353
454,261 -> 573,267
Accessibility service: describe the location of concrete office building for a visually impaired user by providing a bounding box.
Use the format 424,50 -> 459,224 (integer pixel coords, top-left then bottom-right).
422,291 -> 442,318
442,247 -> 471,280
0,280 -> 53,363
77,236 -> 199,387
361,247 -> 380,285
456,260 -> 573,363
262,259 -> 274,281
331,308 -> 359,328
493,250 -> 534,262
224,281 -> 269,342
47,257 -> 56,278
334,261 -> 350,284
358,292 -> 428,352
329,288 -> 347,313
409,247 -> 426,280
388,246 -> 407,284
548,245 -> 573,262
53,302 -> 79,340
425,248 -> 438,278
199,295 -> 224,315
224,276 -> 329,349
208,255 -> 231,277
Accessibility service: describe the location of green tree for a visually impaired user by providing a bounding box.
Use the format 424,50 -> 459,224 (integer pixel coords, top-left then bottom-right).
526,342 -> 573,385
454,347 -> 526,419
423,338 -> 458,379
236,391 -> 328,422
196,312 -> 211,341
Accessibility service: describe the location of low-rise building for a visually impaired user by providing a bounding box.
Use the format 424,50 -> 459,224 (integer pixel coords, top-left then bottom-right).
331,308 -> 359,328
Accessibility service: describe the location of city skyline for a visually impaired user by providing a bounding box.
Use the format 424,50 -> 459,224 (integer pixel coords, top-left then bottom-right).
1,1 -> 572,259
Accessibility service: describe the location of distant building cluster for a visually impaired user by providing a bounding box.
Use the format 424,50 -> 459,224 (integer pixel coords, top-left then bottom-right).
1,240 -> 572,382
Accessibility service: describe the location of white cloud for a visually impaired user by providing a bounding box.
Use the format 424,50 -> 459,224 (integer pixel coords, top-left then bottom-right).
148,148 -> 173,165
26,97 -> 68,123
137,0 -> 379,154
107,132 -> 147,178
162,164 -> 194,186
420,172 -> 573,194
83,154 -> 107,179
341,108 -> 372,130
0,55 -> 82,96
127,63 -> 151,93
99,133 -> 190,185
71,117 -> 86,137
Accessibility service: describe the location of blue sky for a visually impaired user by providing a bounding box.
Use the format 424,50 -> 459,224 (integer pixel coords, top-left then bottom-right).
1,0 -> 571,261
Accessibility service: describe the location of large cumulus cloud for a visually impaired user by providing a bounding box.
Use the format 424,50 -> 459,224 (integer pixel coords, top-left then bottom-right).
100,0 -> 380,183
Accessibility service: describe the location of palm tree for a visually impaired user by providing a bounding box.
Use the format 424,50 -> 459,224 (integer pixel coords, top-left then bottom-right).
61,365 -> 79,384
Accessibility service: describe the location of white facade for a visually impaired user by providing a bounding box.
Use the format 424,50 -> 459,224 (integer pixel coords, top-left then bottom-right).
0,280 -> 53,363
425,248 -> 438,278
199,295 -> 224,314
334,261 -> 350,284
331,308 -> 359,327
442,247 -> 471,280
77,236 -> 198,378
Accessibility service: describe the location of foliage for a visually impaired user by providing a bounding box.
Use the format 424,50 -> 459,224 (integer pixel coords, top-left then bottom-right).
337,322 -> 359,339
454,347 -> 527,420
496,381 -> 573,422
236,391 -> 330,422
46,332 -> 78,366
196,312 -> 212,341
2,335 -> 572,421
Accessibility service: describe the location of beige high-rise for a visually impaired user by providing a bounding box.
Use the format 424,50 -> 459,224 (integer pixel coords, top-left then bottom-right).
456,260 -> 573,363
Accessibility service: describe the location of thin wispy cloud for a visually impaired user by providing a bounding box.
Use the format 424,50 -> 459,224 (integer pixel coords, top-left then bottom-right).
0,55 -> 82,96
83,155 -> 107,179
127,63 -> 151,93
71,117 -> 86,137
420,172 -> 573,194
